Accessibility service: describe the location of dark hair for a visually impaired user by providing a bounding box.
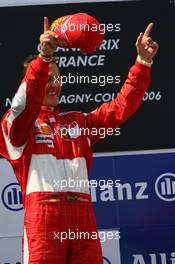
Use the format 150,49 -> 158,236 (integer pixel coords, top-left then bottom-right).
23,54 -> 57,76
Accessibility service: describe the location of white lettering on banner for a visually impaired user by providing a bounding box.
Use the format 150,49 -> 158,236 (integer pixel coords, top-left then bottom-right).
90,182 -> 148,202
90,174 -> 175,203
132,252 -> 175,264
37,39 -> 120,53
118,182 -> 148,200
5,98 -> 12,107
5,92 -> 116,108
117,183 -> 132,200
4,93 -> 115,108
59,94 -> 92,104
133,255 -> 145,264
85,94 -> 92,102
135,183 -> 148,199
100,187 -> 116,202
57,55 -> 105,67
99,39 -> 120,50
143,91 -> 162,101
58,93 -> 115,104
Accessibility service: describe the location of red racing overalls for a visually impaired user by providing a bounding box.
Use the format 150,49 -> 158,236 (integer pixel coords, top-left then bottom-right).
0,56 -> 150,263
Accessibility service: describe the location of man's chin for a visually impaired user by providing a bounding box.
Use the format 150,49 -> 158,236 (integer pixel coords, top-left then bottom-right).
42,99 -> 58,107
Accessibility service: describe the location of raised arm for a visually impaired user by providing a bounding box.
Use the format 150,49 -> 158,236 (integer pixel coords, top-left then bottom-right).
1,17 -> 57,147
85,23 -> 159,144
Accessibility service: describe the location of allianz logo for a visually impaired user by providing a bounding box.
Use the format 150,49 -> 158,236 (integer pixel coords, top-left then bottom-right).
90,173 -> 175,202
3,262 -> 21,264
2,183 -> 23,211
132,252 -> 175,264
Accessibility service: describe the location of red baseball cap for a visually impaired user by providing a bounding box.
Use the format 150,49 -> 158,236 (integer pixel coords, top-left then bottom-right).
50,13 -> 104,54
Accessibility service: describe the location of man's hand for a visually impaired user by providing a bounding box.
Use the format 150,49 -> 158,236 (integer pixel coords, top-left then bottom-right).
39,17 -> 58,59
136,23 -> 159,63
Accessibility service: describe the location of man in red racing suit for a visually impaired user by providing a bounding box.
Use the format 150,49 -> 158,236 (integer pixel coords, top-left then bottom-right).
0,18 -> 158,264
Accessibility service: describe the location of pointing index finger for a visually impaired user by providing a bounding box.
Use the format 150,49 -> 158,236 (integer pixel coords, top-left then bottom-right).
44,17 -> 50,32
143,22 -> 154,37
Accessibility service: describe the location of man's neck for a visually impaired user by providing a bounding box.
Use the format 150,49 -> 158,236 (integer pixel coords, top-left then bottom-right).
41,105 -> 55,112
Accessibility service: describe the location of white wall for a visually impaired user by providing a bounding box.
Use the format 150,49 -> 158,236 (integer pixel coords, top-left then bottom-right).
0,0 -> 140,8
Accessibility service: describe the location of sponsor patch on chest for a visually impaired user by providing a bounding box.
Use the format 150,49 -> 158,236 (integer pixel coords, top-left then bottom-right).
34,121 -> 54,148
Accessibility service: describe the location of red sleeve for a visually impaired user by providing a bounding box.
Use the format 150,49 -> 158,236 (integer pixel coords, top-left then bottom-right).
85,60 -> 151,145
1,56 -> 49,147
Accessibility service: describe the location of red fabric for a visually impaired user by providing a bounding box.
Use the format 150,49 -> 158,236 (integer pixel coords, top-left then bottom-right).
23,192 -> 103,263
0,58 -> 151,200
0,56 -> 151,263
51,13 -> 104,54
11,56 -> 49,147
